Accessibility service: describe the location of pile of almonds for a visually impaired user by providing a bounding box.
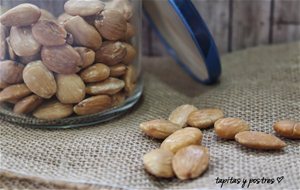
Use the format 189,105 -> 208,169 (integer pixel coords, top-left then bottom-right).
0,0 -> 137,120
140,104 -> 299,180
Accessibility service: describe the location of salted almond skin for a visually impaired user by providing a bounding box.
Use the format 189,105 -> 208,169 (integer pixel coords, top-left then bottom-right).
74,95 -> 112,116
110,64 -> 127,77
214,118 -> 250,139
95,41 -> 127,66
140,119 -> 181,139
65,16 -> 102,50
143,149 -> 174,178
13,94 -> 43,114
187,109 -> 224,129
0,84 -> 31,102
172,145 -> 209,180
235,131 -> 287,150
56,74 -> 85,104
74,47 -> 95,69
32,20 -> 67,46
41,44 -> 82,74
0,60 -> 24,84
10,26 -> 41,57
64,0 -> 105,17
33,101 -> 73,120
168,104 -> 198,128
86,77 -> 125,95
273,120 -> 300,139
161,127 -> 203,154
123,43 -> 137,65
0,3 -> 41,26
95,10 -> 127,41
80,63 -> 110,83
23,61 -> 57,99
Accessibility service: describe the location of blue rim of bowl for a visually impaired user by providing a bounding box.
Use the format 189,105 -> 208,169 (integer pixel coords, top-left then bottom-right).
143,0 -> 222,84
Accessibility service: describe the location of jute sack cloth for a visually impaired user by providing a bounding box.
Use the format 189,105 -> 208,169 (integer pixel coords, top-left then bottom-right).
0,42 -> 300,190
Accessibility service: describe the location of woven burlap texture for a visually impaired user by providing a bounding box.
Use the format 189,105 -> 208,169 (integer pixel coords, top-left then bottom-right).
0,42 -> 300,190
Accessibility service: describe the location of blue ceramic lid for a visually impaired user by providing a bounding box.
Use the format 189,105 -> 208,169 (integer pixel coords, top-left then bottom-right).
143,0 -> 221,84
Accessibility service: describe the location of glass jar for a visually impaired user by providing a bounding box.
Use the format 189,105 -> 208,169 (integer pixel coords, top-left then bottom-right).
0,0 -> 142,128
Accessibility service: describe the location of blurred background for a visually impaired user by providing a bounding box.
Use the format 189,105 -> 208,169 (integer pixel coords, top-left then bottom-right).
143,0 -> 300,56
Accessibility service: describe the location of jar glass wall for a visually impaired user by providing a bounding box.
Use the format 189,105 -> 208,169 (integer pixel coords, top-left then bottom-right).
0,0 -> 142,128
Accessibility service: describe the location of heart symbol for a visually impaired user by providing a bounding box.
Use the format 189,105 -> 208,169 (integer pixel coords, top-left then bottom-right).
277,176 -> 284,183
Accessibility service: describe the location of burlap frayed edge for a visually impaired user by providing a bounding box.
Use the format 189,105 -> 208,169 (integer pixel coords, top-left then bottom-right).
0,170 -> 123,190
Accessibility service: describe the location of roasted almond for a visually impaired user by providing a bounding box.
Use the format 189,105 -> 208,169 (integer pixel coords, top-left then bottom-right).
187,108 -> 224,129
9,26 -> 41,57
123,65 -> 136,95
140,119 -> 181,139
86,77 -> 125,95
57,13 -> 73,25
95,41 -> 127,66
32,20 -> 67,46
80,63 -> 110,83
41,44 -> 82,74
19,53 -> 41,65
23,61 -> 57,99
64,16 -> 102,50
235,131 -> 287,150
0,3 -> 41,26
0,60 -> 24,84
123,43 -> 136,65
33,101 -> 73,120
105,0 -> 133,21
143,149 -> 174,178
168,104 -> 198,128
273,120 -> 300,139
161,127 -> 203,153
56,74 -> 85,104
74,47 -> 95,69
13,94 -> 43,114
64,0 -> 105,17
74,95 -> 112,115
124,23 -> 135,40
172,145 -> 209,180
0,84 -> 31,102
214,118 -> 250,139
110,64 -> 127,77
6,37 -> 17,60
111,92 -> 126,107
95,10 -> 127,41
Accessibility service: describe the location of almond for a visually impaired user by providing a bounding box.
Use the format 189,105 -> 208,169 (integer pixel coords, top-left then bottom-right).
41,44 -> 82,74
235,131 -> 287,150
64,16 -> 102,50
86,77 -> 125,95
74,95 -> 112,115
214,118 -> 250,139
0,60 -> 24,84
95,41 -> 127,66
110,64 -> 127,77
9,26 -> 41,57
95,10 -> 127,41
23,61 -> 57,99
19,53 -> 41,65
124,23 -> 135,40
6,37 -> 17,61
273,120 -> 300,139
140,119 -> 181,139
0,80 -> 8,89
32,20 -> 67,46
123,65 -> 136,95
143,149 -> 174,178
168,104 -> 198,127
57,13 -> 73,25
0,3 -> 41,26
13,94 -> 43,114
105,0 -> 133,21
161,127 -> 203,153
33,101 -> 73,120
123,43 -> 136,65
64,0 -> 105,17
172,145 -> 209,180
39,9 -> 56,21
0,84 -> 31,102
187,108 -> 224,129
111,92 -> 126,107
56,74 -> 85,104
80,63 -> 110,83
74,47 -> 95,69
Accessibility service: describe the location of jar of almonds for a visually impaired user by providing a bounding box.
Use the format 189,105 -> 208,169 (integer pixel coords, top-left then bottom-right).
0,0 -> 142,127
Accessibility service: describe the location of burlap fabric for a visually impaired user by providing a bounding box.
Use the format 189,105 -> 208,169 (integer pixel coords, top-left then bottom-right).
1,42 -> 300,190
